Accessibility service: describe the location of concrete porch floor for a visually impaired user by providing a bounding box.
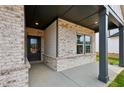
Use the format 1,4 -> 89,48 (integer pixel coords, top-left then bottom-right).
29,62 -> 124,87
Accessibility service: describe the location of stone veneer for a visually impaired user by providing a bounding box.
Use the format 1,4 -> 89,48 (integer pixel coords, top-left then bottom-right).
0,6 -> 30,87
57,54 -> 96,71
26,27 -> 44,37
43,55 -> 57,70
56,19 -> 96,71
43,18 -> 96,71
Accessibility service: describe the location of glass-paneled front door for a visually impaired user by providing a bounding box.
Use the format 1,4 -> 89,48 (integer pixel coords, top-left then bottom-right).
27,36 -> 41,61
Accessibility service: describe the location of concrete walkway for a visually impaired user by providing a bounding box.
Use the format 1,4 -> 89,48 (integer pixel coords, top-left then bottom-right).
29,62 -> 123,87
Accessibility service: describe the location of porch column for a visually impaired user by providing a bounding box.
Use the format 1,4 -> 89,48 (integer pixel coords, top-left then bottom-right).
119,27 -> 124,67
98,9 -> 109,83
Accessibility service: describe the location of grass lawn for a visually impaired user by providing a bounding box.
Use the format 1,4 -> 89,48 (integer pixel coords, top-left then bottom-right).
96,56 -> 119,65
97,55 -> 124,87
108,70 -> 124,87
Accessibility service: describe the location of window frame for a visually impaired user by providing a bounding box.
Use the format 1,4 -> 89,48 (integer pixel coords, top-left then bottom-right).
77,34 -> 92,54
85,35 -> 92,54
77,34 -> 84,54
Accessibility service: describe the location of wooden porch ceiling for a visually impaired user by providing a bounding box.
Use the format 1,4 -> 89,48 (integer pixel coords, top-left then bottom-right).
24,5 -> 118,32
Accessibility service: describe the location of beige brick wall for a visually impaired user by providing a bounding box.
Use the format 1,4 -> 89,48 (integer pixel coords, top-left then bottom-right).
26,27 -> 44,37
57,54 -> 96,71
57,19 -> 96,71
0,6 -> 30,87
58,19 -> 95,57
43,18 -> 96,71
43,55 -> 57,70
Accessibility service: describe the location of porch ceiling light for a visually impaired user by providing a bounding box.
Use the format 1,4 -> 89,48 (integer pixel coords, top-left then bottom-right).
35,22 -> 39,25
95,21 -> 98,24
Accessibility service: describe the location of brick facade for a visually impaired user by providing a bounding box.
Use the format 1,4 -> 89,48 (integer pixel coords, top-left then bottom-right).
44,19 -> 96,71
56,19 -> 96,71
44,55 -> 57,70
0,6 -> 30,87
0,5 -> 96,86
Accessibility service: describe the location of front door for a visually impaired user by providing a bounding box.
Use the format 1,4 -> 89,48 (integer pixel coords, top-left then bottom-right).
27,36 -> 41,61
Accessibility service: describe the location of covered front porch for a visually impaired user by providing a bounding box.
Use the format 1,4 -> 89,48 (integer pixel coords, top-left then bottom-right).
29,62 -> 123,87
25,5 -> 124,84
1,5 -> 124,87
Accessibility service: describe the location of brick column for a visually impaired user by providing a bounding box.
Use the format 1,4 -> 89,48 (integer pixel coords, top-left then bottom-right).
0,6 -> 30,87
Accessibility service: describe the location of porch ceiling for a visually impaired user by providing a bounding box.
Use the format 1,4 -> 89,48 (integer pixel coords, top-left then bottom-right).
25,5 -> 118,32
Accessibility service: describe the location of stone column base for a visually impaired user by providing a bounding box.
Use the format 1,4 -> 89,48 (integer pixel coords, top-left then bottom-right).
0,62 -> 30,87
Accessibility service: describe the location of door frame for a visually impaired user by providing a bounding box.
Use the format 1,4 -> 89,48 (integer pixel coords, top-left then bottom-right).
27,35 -> 41,62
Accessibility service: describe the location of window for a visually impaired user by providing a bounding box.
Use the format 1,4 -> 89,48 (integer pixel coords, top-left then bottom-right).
85,36 -> 92,53
30,38 -> 38,54
77,34 -> 92,54
77,35 -> 84,54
